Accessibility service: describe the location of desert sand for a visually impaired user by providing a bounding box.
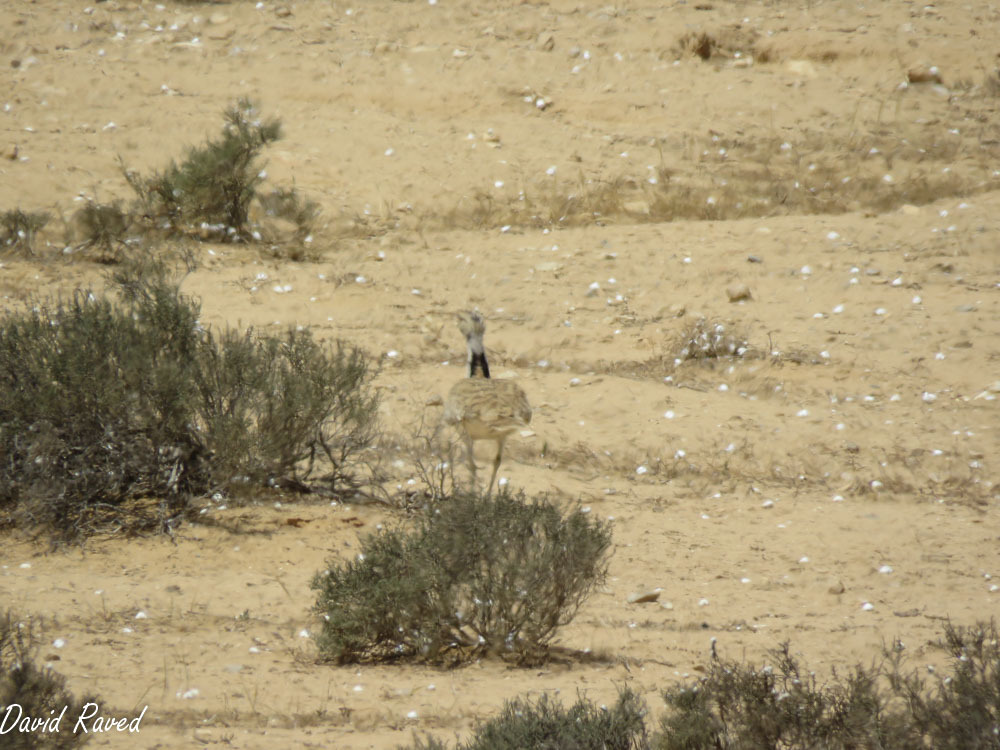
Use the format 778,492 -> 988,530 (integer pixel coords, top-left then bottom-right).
2,0 -> 999,747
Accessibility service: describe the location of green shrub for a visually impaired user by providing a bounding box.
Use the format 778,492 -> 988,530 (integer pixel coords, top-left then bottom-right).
885,620 -> 1000,750
124,99 -> 281,238
402,687 -> 648,750
312,489 -> 612,664
0,610 -> 97,750
656,621 -> 1000,750
0,260 -> 379,541
67,201 -> 131,260
1,209 -> 50,256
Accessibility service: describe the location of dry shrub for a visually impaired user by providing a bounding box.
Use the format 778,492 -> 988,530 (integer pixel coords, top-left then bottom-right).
1,209 -> 50,257
404,687 -> 648,750
658,620 -> 1000,750
0,610 -> 98,750
312,489 -> 612,665
0,258 -> 380,541
669,318 -> 752,363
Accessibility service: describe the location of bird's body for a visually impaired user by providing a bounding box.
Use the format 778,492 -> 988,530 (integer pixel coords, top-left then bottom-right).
443,311 -> 531,493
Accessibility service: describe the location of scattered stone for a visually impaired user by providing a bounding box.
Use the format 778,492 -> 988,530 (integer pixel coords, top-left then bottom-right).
536,32 -> 555,51
746,254 -> 763,263
623,200 -> 650,215
828,581 -> 845,595
275,6 -> 293,18
726,283 -> 752,302
3,144 -> 17,161
425,394 -> 444,406
628,588 -> 663,604
208,12 -> 229,25
907,66 -> 942,84
193,729 -> 213,744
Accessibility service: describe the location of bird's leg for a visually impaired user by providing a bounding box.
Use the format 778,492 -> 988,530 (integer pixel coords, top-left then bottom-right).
464,433 -> 479,490
487,439 -> 504,496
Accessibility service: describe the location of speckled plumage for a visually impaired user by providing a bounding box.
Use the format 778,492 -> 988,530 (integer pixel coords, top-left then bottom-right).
443,311 -> 532,493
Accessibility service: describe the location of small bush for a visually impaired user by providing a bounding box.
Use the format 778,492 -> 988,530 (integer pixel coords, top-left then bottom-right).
1,209 -> 50,256
66,201 -> 132,261
312,489 -> 613,664
402,687 -> 648,750
0,610 -> 98,750
0,259 -> 379,541
124,99 -> 281,238
670,318 -> 751,362
885,620 -> 1000,750
656,620 -> 1000,750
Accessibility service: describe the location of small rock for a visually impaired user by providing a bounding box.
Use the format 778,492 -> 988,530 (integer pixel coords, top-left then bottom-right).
536,32 -> 555,51
208,12 -> 229,24
3,144 -> 17,161
828,581 -> 846,595
623,200 -> 650,215
425,394 -> 444,406
900,204 -> 920,216
207,26 -> 233,40
193,728 -> 213,744
907,66 -> 942,84
534,261 -> 561,272
627,588 -> 663,604
275,7 -> 293,18
726,283 -> 752,302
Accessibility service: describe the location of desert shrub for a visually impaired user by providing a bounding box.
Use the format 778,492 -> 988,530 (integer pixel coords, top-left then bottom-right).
656,620 -> 1000,750
0,259 -> 379,540
194,325 -> 379,494
256,186 -> 320,241
670,318 -> 751,363
658,642 -> 897,750
0,610 -> 97,750
124,99 -> 281,238
312,489 -> 612,664
402,687 -> 648,750
66,201 -> 131,259
1,209 -> 50,256
885,620 -> 1000,750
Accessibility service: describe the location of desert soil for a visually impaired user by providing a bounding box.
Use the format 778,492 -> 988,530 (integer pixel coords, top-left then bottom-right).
2,0 -> 1000,747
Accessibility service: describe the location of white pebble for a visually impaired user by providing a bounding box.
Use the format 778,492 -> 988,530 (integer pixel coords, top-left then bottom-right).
664,410 -> 675,419
635,465 -> 648,475
799,556 -> 809,563
698,598 -> 709,607
922,392 -> 937,403
52,638 -> 66,649
878,565 -> 893,574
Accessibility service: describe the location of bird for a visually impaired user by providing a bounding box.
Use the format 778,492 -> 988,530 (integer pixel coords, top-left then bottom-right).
443,311 -> 532,494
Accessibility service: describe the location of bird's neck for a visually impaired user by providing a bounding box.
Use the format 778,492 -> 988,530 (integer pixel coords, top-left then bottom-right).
466,341 -> 491,378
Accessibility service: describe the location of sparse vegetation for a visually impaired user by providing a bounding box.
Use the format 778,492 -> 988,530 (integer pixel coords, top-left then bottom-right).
65,201 -> 132,261
1,209 -> 50,256
402,687 -> 649,750
0,258 -> 380,541
669,317 -> 752,363
657,620 -> 1000,750
312,488 -> 613,665
124,99 -> 281,239
0,610 -> 98,750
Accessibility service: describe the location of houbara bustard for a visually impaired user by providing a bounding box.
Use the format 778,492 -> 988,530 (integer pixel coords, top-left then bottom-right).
443,311 -> 532,494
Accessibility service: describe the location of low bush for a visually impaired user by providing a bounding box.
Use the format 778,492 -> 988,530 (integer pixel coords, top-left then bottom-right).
124,99 -> 282,239
1,209 -> 50,256
402,687 -> 648,750
656,620 -> 1000,750
312,489 -> 613,664
0,259 -> 379,541
0,610 -> 98,750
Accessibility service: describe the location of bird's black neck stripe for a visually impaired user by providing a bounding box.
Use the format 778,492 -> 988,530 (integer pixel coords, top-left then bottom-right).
469,351 -> 491,379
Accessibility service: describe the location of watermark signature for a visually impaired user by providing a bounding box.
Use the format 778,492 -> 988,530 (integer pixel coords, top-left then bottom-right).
1,703 -> 148,735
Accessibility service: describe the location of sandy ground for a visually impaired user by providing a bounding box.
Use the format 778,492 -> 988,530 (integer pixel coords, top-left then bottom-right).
2,0 -> 1000,747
